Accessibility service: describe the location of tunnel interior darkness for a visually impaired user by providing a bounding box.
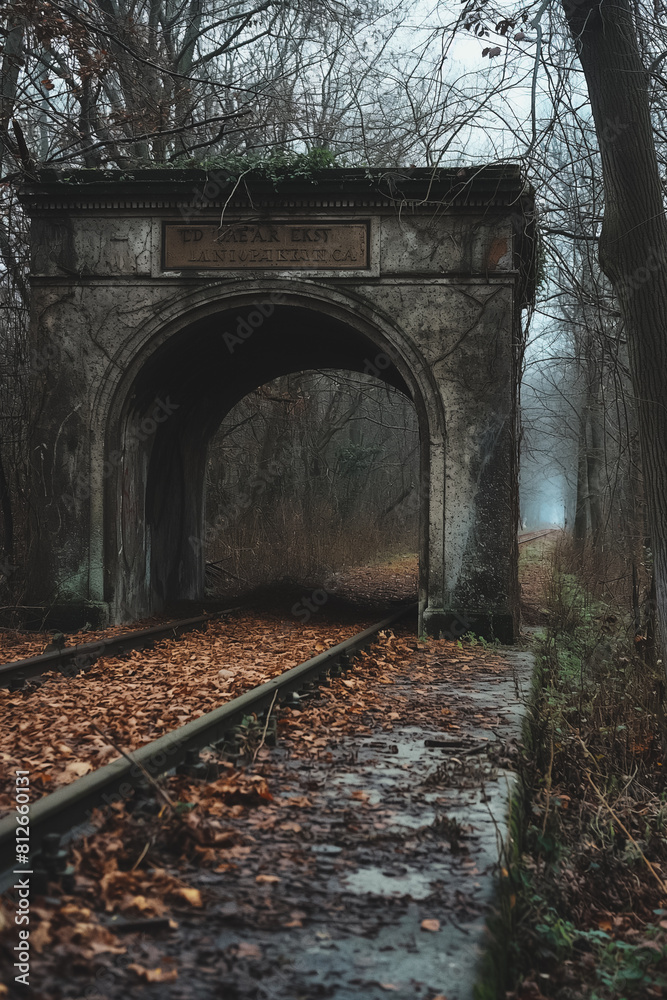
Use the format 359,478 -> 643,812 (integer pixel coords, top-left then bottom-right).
114,303 -> 417,614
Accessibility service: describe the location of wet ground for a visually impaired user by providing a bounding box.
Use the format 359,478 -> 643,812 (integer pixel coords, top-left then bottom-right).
0,628 -> 533,1000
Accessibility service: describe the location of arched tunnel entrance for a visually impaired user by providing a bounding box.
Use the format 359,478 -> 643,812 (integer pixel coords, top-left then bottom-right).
108,295 -> 435,623
22,166 -> 532,639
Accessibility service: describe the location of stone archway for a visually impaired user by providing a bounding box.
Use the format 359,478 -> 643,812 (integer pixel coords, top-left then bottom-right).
21,166 -> 534,638
100,282 -> 443,630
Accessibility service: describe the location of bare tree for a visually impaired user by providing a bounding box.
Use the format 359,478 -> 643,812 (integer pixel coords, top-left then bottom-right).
204,371 -> 419,587
553,0 -> 667,669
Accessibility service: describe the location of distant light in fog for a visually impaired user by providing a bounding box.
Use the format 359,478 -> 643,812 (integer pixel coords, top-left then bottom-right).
540,501 -> 564,527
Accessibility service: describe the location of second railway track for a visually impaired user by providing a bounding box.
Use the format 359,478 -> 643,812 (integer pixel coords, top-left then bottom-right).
518,527 -> 559,545
0,607 -> 243,689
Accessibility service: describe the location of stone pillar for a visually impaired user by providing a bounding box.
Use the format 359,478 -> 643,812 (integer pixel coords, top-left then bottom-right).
422,284 -> 518,642
26,288 -> 106,626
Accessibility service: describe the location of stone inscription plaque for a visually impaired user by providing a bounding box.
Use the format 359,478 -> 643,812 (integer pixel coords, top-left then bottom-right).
163,221 -> 369,270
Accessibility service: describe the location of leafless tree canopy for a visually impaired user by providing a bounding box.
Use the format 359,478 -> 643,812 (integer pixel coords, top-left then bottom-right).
2,0 -> 667,651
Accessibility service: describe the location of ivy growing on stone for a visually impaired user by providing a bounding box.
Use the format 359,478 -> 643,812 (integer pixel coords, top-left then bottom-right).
173,147 -> 343,188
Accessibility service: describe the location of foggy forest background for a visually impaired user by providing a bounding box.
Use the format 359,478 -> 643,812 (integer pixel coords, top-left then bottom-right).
0,0 -> 664,605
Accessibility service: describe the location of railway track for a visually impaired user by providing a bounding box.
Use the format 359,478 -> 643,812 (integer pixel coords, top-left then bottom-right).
0,606 -> 242,689
0,543 -> 546,888
0,603 -> 417,883
518,527 -> 559,545
1,535 -> 551,691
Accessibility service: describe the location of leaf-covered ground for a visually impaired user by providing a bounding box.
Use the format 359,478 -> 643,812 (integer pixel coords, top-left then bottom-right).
0,554 -> 418,666
0,625 -> 524,1000
326,553 -> 418,606
0,608 -> 378,813
0,556 -> 418,814
0,616 -> 173,665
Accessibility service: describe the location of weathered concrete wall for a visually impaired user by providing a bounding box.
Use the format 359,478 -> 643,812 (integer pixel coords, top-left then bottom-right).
20,167 -> 534,638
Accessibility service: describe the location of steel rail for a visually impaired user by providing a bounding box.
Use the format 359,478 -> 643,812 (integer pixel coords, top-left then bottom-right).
518,528 -> 559,545
0,603 -> 417,874
1,536 -> 554,687
0,607 -> 243,689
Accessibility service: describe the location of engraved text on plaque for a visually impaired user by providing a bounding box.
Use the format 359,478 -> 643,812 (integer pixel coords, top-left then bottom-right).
163,222 -> 369,270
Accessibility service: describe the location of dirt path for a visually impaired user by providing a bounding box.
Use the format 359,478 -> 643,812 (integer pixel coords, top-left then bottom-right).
519,535 -> 558,626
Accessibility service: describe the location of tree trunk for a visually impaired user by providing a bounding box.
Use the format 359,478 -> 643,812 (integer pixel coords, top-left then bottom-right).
563,0 -> 667,670
0,14 -> 24,173
574,411 -> 589,544
0,443 -> 13,563
586,392 -> 603,547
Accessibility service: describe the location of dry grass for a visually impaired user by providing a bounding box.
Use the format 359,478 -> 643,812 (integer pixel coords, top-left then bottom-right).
510,535 -> 667,999
205,501 -> 416,593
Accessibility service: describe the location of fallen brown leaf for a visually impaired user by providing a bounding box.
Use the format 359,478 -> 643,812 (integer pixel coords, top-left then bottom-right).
176,887 -> 203,907
30,920 -> 52,952
278,821 -> 302,833
128,963 -> 178,982
236,942 -> 263,959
